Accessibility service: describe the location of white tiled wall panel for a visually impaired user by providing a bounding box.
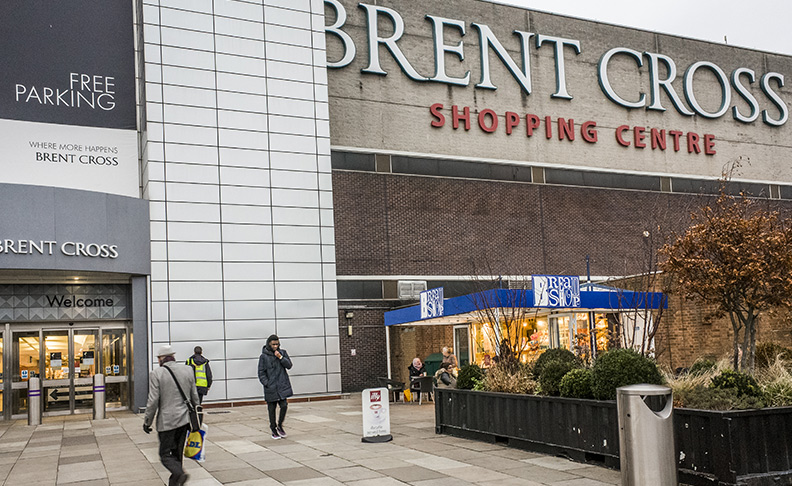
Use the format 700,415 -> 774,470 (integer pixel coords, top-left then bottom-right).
142,0 -> 338,401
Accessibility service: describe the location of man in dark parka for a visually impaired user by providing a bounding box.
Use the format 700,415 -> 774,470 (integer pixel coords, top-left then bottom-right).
258,334 -> 293,439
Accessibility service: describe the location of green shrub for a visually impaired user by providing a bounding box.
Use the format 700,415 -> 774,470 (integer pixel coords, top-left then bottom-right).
710,370 -> 762,397
560,368 -> 594,399
533,348 -> 580,379
689,359 -> 717,376
538,360 -> 577,396
675,384 -> 766,410
591,348 -> 663,400
763,379 -> 792,407
456,364 -> 484,390
755,342 -> 792,369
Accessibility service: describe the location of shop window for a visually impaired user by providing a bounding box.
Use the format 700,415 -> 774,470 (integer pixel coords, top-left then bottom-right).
671,178 -> 719,195
781,185 -> 792,200
391,155 -> 531,183
471,316 -> 551,367
337,280 -> 383,300
331,151 -> 376,171
545,168 -> 660,191
425,281 -> 482,298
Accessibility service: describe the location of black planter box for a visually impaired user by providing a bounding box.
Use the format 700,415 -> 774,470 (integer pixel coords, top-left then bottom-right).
435,388 -> 792,486
675,406 -> 792,486
434,388 -> 620,469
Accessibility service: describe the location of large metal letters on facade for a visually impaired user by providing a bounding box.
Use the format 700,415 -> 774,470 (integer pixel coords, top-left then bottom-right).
325,0 -> 787,126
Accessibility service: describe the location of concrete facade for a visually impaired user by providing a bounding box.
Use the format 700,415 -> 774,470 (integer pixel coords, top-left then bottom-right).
325,0 -> 792,184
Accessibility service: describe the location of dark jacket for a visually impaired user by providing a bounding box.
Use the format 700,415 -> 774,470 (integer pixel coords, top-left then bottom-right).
408,364 -> 425,377
186,354 -> 213,390
257,345 -> 293,402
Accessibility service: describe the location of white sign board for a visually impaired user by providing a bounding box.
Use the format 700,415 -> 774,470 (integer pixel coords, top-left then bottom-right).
0,2 -> 138,198
420,287 -> 444,319
0,120 -> 139,197
532,275 -> 581,308
361,387 -> 392,442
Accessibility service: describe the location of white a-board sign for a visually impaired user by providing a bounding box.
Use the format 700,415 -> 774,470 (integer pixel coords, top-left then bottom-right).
361,387 -> 392,443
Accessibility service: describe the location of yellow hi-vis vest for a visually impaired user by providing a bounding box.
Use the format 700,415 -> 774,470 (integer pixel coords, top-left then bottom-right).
189,358 -> 208,388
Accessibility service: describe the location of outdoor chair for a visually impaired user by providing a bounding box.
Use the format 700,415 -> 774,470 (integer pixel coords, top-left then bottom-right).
410,376 -> 434,405
377,377 -> 405,402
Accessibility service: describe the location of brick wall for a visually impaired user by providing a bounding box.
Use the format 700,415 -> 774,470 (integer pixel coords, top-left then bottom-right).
336,301 -> 455,391
332,171 -> 792,385
389,325 -> 454,385
657,296 -> 792,370
332,171 -> 731,276
337,304 -> 391,392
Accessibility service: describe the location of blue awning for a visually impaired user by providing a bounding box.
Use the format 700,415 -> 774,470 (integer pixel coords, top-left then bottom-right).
384,287 -> 667,326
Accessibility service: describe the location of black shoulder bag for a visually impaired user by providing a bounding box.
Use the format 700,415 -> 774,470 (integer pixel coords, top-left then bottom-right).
164,365 -> 200,433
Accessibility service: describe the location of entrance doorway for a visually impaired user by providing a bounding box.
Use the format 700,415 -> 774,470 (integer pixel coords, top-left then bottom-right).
453,325 -> 471,368
2,324 -> 130,419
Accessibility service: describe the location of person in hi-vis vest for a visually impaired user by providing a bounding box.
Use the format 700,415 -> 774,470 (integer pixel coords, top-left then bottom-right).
186,346 -> 213,404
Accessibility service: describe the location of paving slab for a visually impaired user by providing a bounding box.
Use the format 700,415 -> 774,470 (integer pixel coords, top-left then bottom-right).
0,395 -> 624,485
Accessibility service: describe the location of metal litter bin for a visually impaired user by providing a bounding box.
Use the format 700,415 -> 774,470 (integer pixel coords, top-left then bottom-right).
617,384 -> 676,486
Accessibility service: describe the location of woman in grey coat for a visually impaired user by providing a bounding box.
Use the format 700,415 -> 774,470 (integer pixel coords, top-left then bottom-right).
258,334 -> 293,439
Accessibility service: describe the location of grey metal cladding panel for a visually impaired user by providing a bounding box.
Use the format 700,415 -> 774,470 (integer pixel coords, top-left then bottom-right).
0,183 -> 151,275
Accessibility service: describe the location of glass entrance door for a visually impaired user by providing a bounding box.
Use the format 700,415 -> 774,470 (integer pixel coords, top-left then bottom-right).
0,333 -> 4,418
42,329 -> 98,415
43,330 -> 71,413
73,330 -> 97,412
453,325 -> 471,368
550,315 -> 573,350
102,329 -> 128,409
11,331 -> 40,416
8,326 -> 128,418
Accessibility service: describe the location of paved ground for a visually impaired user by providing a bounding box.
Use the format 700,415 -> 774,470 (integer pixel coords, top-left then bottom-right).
0,396 -> 620,486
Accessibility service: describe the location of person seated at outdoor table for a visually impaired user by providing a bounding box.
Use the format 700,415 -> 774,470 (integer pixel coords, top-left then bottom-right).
407,358 -> 426,401
408,357 -> 426,378
441,346 -> 458,371
435,362 -> 457,388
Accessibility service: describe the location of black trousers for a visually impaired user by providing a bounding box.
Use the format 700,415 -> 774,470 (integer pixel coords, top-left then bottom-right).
159,424 -> 189,486
268,399 -> 288,431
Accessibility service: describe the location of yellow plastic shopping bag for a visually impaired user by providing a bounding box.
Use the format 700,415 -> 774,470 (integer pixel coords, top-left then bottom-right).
403,389 -> 412,402
184,424 -> 208,463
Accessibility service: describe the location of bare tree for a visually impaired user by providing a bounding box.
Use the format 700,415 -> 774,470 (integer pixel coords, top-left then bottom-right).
467,261 -> 538,367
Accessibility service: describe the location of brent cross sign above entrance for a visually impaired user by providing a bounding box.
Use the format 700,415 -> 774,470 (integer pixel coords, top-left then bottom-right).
324,0 -> 788,127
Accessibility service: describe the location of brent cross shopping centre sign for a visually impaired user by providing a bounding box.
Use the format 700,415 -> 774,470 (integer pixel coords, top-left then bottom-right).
325,1 -> 789,156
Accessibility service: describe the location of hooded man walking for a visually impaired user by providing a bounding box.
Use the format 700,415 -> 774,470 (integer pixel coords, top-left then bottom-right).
143,345 -> 199,486
186,346 -> 213,404
257,335 -> 293,439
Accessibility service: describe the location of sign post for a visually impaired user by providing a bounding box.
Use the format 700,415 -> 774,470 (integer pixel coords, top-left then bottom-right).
361,387 -> 392,443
